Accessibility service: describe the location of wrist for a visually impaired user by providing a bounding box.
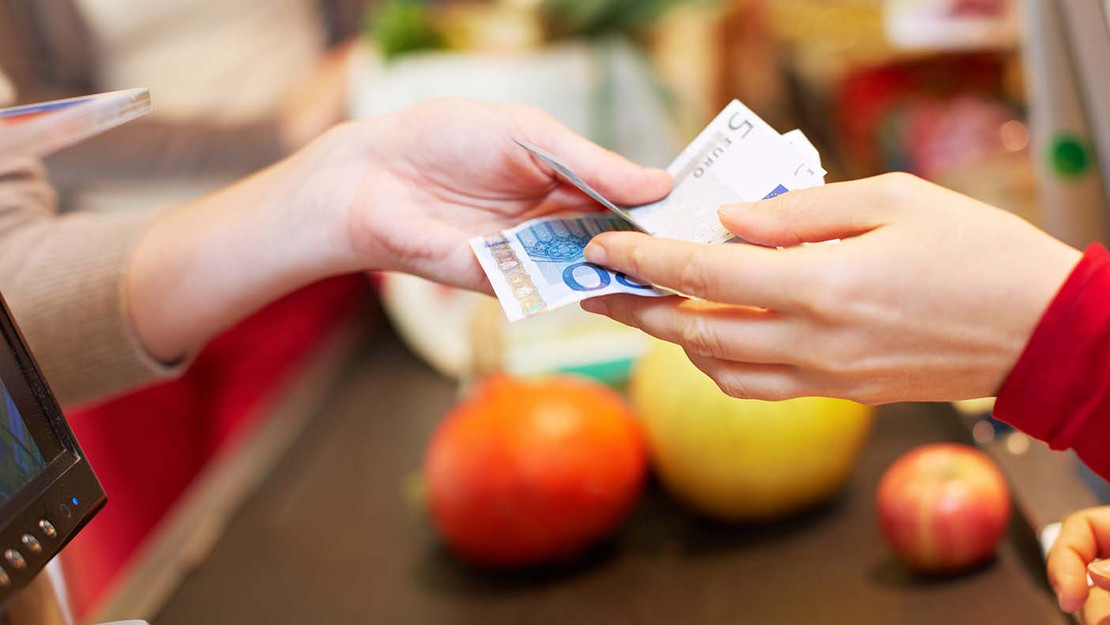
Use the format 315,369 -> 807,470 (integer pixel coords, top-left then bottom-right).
285,119 -> 396,273
994,239 -> 1084,393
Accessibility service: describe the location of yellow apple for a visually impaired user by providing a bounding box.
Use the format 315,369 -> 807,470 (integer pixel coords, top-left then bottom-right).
630,341 -> 875,521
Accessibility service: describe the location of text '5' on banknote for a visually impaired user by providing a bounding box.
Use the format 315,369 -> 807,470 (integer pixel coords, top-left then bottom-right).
628,100 -> 826,245
470,213 -> 665,322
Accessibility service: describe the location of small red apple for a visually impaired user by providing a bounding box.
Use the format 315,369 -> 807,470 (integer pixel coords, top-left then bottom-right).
876,443 -> 1011,573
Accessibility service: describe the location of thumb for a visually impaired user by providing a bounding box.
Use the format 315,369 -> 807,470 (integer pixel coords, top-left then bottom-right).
718,174 -> 911,248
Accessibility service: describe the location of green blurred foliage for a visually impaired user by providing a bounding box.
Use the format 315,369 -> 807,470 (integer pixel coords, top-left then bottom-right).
367,1 -> 445,61
367,0 -> 709,60
541,0 -> 706,41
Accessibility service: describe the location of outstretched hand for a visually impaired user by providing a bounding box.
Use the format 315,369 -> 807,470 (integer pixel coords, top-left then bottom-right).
127,98 -> 669,363
580,173 -> 1081,404
319,98 -> 672,292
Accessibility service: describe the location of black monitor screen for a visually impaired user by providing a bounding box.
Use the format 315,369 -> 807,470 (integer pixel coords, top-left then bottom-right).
0,380 -> 47,500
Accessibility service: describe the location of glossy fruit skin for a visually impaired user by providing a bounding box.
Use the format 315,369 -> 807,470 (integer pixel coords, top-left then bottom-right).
876,443 -> 1011,573
631,341 -> 874,521
425,375 -> 647,568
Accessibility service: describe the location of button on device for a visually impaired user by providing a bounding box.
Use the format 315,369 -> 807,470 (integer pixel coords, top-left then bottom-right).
38,520 -> 56,538
4,550 -> 25,570
57,502 -> 72,519
0,568 -> 9,587
20,535 -> 41,554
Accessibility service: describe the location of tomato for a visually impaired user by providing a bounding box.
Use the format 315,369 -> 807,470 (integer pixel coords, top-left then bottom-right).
425,375 -> 646,567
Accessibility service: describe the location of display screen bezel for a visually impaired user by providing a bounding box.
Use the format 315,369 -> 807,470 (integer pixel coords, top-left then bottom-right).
0,292 -> 105,607
0,314 -> 83,521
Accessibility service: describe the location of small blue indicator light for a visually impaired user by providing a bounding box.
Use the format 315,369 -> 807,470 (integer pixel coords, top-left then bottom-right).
71,497 -> 79,506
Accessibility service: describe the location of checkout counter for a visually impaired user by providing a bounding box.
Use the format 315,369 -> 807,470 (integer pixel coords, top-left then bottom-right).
146,331 -> 1078,624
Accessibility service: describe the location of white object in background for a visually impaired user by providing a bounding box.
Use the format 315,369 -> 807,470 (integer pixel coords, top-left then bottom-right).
348,39 -> 676,168
499,304 -> 649,379
883,0 -> 1019,51
378,273 -> 483,378
1040,521 -> 1062,557
380,271 -> 652,381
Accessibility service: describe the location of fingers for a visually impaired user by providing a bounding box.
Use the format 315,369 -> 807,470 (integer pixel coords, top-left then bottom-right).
1051,546 -> 1095,613
584,231 -> 807,310
684,352 -> 810,401
521,109 -> 672,206
581,295 -> 801,364
718,173 -> 918,248
1048,507 -> 1110,613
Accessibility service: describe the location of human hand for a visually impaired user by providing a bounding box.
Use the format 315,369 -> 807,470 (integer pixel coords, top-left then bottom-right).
126,99 -> 667,362
580,173 -> 1081,404
1047,507 -> 1110,621
310,98 -> 671,292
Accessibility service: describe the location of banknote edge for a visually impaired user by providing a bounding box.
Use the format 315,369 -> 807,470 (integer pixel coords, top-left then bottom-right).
469,233 -> 532,322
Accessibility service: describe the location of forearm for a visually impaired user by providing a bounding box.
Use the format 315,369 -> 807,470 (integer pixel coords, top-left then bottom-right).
125,128 -> 361,363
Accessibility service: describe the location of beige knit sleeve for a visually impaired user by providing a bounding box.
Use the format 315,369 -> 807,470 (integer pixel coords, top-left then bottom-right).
0,157 -> 183,407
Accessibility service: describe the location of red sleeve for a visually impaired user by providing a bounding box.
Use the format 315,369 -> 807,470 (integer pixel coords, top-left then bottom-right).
995,243 -> 1110,480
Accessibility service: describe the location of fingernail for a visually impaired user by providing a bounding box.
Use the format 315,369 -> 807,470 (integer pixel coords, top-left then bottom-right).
719,203 -> 756,219
1090,560 -> 1110,582
581,299 -> 607,314
584,240 -> 608,265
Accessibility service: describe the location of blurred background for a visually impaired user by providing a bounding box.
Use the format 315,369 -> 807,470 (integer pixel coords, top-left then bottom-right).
2,0 -> 1109,622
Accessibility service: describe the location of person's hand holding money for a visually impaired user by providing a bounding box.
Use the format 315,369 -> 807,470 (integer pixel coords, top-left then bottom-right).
580,173 -> 1081,404
126,98 -> 669,363
327,98 -> 671,292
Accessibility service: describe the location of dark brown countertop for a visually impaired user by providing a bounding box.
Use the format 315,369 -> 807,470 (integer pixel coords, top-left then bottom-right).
154,334 -> 1068,625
